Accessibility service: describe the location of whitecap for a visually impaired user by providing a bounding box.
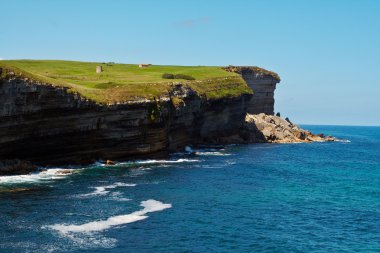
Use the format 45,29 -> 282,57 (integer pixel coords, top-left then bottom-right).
79,182 -> 136,197
47,199 -> 172,234
0,168 -> 77,185
81,186 -> 109,196
109,182 -> 137,187
135,158 -> 199,164
110,191 -> 131,202
113,198 -> 132,202
93,161 -> 107,167
50,215 -> 147,234
195,151 -> 231,156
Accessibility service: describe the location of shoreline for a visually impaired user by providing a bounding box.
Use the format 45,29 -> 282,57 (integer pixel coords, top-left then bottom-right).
0,117 -> 337,177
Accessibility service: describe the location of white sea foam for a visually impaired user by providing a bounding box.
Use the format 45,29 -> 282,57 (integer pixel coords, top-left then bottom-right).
109,182 -> 137,187
81,186 -> 110,196
115,198 -> 132,202
135,158 -> 199,164
195,151 -> 231,156
50,214 -> 147,233
0,168 -> 76,185
336,139 -> 351,143
80,182 -> 136,197
111,192 -> 131,201
94,162 -> 107,167
48,199 -> 171,234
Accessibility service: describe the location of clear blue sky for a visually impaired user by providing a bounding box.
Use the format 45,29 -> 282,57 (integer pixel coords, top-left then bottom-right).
1,0 -> 379,126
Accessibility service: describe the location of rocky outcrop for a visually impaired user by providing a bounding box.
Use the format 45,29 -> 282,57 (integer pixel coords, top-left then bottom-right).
0,77 -> 252,167
223,66 -> 280,115
243,113 -> 336,143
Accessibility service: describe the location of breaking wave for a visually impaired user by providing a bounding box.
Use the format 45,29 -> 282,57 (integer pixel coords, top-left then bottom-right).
134,158 -> 199,164
195,151 -> 231,156
0,168 -> 77,185
47,199 -> 172,234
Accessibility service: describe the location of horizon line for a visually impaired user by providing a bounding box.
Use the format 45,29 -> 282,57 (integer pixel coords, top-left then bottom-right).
299,123 -> 380,127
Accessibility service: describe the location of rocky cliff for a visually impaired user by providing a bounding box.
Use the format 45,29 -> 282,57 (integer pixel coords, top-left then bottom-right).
0,77 -> 252,166
223,66 -> 280,115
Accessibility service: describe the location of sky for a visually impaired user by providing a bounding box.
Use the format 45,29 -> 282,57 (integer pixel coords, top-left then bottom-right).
1,0 -> 379,126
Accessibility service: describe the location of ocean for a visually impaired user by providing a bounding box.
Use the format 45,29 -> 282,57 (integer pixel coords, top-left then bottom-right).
0,125 -> 379,252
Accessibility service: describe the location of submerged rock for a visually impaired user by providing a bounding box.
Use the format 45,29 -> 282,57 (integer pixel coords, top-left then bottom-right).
0,188 -> 36,193
55,169 -> 72,175
243,113 -> 336,143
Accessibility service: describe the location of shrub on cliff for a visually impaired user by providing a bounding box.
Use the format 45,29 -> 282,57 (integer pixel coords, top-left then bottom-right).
162,73 -> 174,79
162,73 -> 195,80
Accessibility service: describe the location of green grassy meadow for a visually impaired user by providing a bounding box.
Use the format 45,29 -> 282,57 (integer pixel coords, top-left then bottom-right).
0,60 -> 253,103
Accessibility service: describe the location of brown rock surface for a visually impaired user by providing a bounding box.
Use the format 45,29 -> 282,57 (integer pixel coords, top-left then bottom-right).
243,113 -> 336,143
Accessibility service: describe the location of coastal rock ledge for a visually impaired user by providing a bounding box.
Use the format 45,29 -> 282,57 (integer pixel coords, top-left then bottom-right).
243,113 -> 336,143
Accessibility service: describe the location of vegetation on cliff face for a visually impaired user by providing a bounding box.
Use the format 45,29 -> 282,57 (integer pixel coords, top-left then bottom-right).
0,60 -> 254,104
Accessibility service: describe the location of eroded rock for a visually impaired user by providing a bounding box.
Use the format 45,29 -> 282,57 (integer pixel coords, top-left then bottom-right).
243,113 -> 336,143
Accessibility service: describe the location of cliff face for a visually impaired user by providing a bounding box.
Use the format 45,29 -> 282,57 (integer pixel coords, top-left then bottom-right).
0,78 -> 251,165
222,66 -> 280,115
242,73 -> 279,115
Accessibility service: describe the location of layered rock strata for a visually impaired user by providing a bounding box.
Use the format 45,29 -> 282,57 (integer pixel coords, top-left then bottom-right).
0,77 -> 251,168
223,66 -> 280,115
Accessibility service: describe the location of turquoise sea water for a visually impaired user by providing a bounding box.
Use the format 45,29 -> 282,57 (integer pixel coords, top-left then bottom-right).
0,125 -> 379,252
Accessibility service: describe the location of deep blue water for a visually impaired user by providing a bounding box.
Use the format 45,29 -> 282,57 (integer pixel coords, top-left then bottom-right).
1,125 -> 379,252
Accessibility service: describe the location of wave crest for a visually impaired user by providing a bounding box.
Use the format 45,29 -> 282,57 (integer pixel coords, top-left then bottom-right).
47,199 -> 172,234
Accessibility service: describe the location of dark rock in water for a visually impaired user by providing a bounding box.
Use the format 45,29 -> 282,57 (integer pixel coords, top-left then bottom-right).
105,160 -> 115,165
0,159 -> 37,176
55,169 -> 72,175
0,188 -> 36,193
